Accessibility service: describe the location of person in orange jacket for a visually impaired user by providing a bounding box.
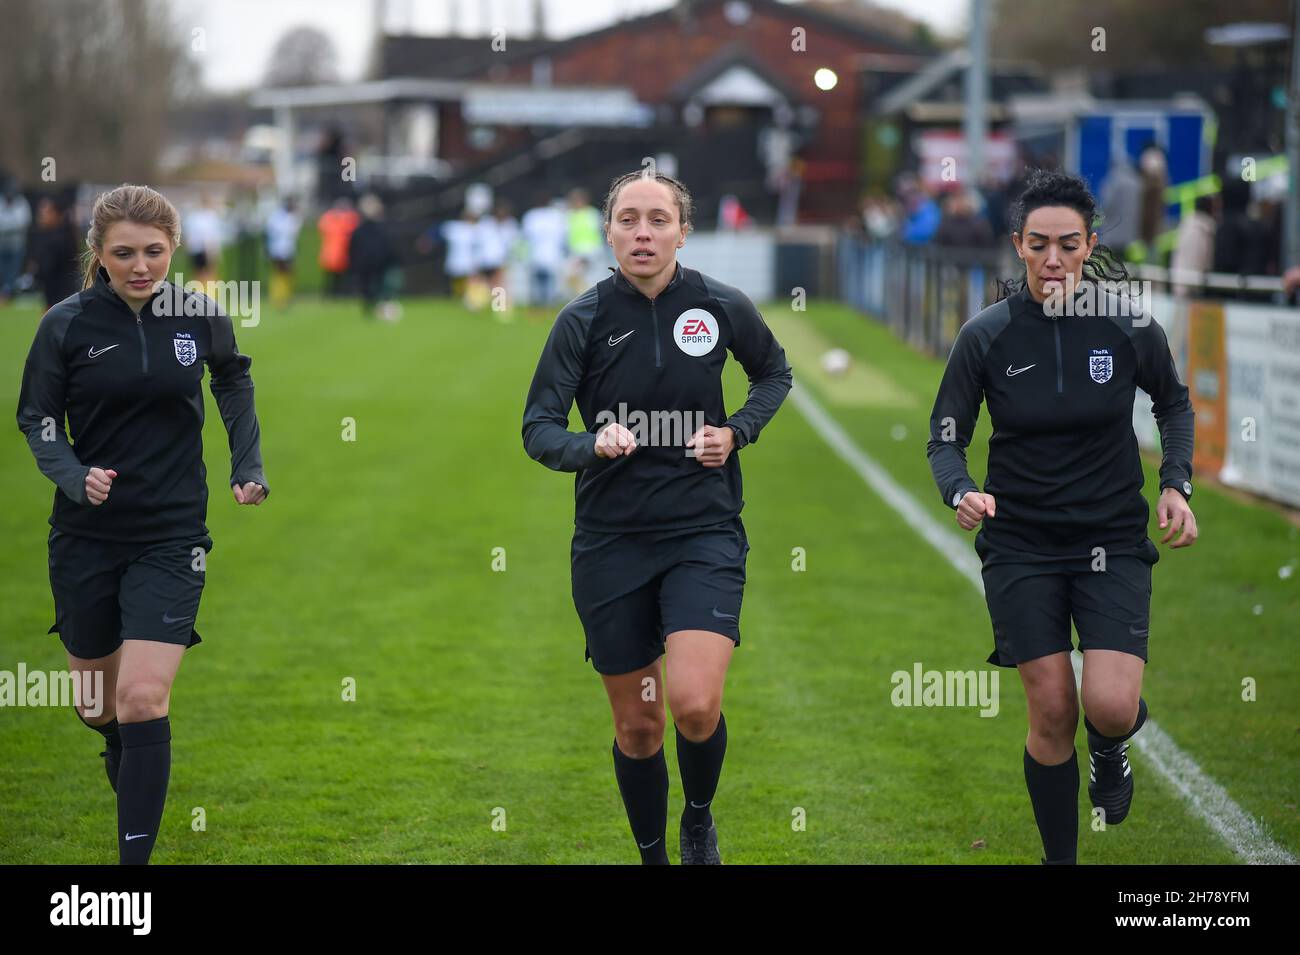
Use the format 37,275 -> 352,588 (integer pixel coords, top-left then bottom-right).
318,197 -> 359,297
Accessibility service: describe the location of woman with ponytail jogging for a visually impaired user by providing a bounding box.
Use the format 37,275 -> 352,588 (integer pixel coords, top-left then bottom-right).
16,184 -> 269,864
927,169 -> 1196,864
523,170 -> 791,863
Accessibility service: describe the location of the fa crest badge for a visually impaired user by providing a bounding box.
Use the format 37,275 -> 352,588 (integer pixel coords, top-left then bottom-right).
174,337 -> 198,366
1089,350 -> 1113,384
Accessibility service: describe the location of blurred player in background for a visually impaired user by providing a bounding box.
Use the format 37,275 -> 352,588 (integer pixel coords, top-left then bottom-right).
521,192 -> 567,307
27,196 -> 81,309
349,193 -> 399,321
318,196 -> 359,298
264,196 -> 301,311
474,198 -> 519,320
564,188 -> 603,299
184,193 -> 224,287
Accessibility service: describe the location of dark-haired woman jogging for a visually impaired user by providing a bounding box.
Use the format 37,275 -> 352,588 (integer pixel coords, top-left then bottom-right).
927,169 -> 1196,864
16,184 -> 268,864
523,171 -> 791,864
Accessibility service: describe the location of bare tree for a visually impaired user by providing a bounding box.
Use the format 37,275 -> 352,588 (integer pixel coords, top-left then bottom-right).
263,26 -> 341,88
0,0 -> 186,186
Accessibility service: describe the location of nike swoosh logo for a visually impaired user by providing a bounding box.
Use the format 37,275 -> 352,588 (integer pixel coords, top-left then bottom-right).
1006,364 -> 1036,377
162,612 -> 191,625
1129,626 -> 1148,636
689,799 -> 712,809
711,608 -> 738,620
88,345 -> 120,359
608,331 -> 635,346
637,837 -> 660,849
124,832 -> 149,841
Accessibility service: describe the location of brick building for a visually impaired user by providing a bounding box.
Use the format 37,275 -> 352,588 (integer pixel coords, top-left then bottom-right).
257,0 -> 932,226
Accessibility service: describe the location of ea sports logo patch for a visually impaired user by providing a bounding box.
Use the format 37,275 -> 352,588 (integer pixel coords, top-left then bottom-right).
673,309 -> 717,357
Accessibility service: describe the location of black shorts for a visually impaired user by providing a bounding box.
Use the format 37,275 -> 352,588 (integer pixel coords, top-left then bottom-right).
47,528 -> 211,659
571,518 -> 748,676
975,533 -> 1159,668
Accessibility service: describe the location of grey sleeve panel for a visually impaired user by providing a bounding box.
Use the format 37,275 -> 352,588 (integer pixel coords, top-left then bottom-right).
1113,306 -> 1194,490
205,302 -> 268,494
927,301 -> 1009,508
16,299 -> 90,505
701,275 -> 792,449
522,286 -> 602,471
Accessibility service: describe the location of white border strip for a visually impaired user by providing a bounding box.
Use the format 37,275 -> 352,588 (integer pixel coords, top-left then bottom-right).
789,382 -> 1297,865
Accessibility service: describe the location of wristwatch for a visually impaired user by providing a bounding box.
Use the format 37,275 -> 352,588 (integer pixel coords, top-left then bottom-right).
1164,480 -> 1193,502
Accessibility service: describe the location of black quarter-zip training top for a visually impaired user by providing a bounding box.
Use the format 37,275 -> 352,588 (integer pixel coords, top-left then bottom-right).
17,267 -> 268,542
927,282 -> 1193,557
522,262 -> 792,533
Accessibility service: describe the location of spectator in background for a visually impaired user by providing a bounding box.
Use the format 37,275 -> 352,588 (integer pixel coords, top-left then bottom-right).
316,126 -> 350,206
26,196 -> 80,309
933,189 -> 994,248
1255,197 -> 1283,278
349,194 -> 398,321
718,194 -> 752,231
318,196 -> 360,298
473,199 -> 519,319
898,176 -> 941,245
1283,264 -> 1300,305
861,194 -> 899,241
1213,177 -> 1272,300
265,196 -> 302,311
521,192 -> 567,306
1099,155 -> 1141,258
0,178 -> 32,303
184,193 -> 225,286
565,187 -> 603,298
986,150 -> 1031,240
1137,143 -> 1169,251
1169,195 -> 1216,297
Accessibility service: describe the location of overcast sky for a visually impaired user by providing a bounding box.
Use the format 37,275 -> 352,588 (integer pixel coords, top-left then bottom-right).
178,0 -> 968,91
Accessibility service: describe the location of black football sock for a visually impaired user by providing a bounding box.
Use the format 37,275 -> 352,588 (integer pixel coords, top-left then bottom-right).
117,717 -> 171,865
612,740 -> 670,865
676,711 -> 727,829
1023,747 -> 1078,864
76,709 -> 122,753
1085,697 -> 1148,750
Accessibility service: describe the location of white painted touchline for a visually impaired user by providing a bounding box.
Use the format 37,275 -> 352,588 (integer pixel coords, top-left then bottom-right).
789,381 -> 1297,865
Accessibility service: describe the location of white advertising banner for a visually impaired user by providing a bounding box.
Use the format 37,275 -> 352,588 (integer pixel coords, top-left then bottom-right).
1221,304 -> 1300,507
1132,291 -> 1179,452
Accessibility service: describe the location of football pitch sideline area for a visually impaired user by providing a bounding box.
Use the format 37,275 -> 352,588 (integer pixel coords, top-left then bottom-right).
1,295 -> 1296,864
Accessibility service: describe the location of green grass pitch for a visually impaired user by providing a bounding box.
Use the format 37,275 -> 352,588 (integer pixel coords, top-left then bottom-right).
0,291 -> 1295,863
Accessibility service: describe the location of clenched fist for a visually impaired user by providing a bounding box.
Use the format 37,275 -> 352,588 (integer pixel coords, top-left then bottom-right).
85,467 -> 117,505
956,491 -> 996,531
595,422 -> 638,459
687,426 -> 735,468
